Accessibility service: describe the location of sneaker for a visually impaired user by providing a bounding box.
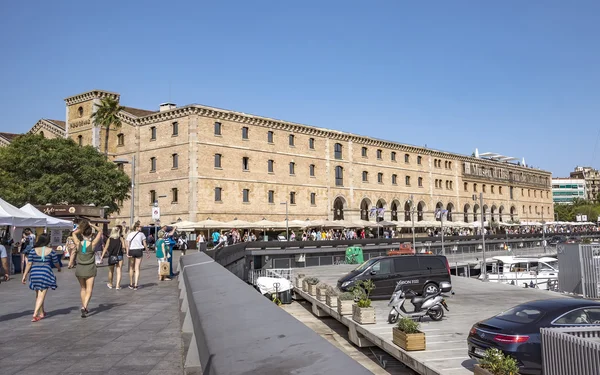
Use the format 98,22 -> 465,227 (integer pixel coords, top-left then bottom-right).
80,307 -> 87,318
133,285 -> 138,291
128,284 -> 133,290
107,284 -> 113,289
115,286 -> 121,290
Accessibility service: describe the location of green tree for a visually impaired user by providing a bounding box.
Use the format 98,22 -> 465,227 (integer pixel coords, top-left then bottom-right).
0,134 -> 130,214
91,96 -> 125,158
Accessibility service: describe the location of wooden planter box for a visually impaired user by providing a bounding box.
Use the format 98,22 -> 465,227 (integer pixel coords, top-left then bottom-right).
315,287 -> 327,302
337,299 -> 354,315
326,294 -> 338,308
295,277 -> 305,289
352,304 -> 376,324
307,284 -> 318,296
473,365 -> 495,375
392,327 -> 426,351
302,280 -> 309,292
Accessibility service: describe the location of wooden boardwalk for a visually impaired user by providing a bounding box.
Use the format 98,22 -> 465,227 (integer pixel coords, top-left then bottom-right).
294,266 -> 567,375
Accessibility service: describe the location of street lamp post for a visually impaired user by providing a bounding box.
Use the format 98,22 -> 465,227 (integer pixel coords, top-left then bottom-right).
114,155 -> 136,228
542,210 -> 546,254
436,209 -> 447,256
409,194 -> 416,252
280,201 -> 289,240
474,193 -> 487,281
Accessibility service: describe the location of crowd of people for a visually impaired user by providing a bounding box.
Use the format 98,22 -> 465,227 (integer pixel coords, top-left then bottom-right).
3,219 -> 181,321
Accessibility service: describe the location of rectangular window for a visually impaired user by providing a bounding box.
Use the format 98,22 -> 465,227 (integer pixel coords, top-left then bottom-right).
172,122 -> 178,136
214,154 -> 222,168
150,157 -> 156,172
404,154 -> 410,163
418,177 -> 423,187
172,153 -> 178,169
362,171 -> 368,182
362,147 -> 368,157
405,176 -> 411,186
242,126 -> 249,139
309,164 -> 315,177
242,157 -> 249,171
391,151 -> 396,161
290,191 -> 296,205
117,133 -> 124,146
417,155 -> 422,165
268,160 -> 274,173
150,190 -> 156,205
289,134 -> 295,146
268,190 -> 274,204
78,135 -> 82,146
335,166 -> 343,186
310,192 -> 316,206
150,126 -> 156,140
243,189 -> 249,203
378,172 -> 383,183
215,187 -> 222,202
267,131 -> 274,143
214,122 -> 222,135
377,149 -> 382,159
392,174 -> 397,185
172,188 -> 178,203
289,162 -> 295,175
309,138 -> 315,149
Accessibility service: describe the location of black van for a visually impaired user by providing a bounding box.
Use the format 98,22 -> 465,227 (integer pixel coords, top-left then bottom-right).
337,255 -> 452,298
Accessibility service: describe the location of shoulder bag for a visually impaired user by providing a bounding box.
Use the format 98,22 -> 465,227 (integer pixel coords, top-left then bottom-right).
108,238 -> 121,265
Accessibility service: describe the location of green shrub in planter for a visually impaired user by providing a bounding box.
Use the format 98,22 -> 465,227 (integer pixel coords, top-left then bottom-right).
325,286 -> 339,296
338,292 -> 355,300
397,317 -> 420,334
478,348 -> 520,375
305,277 -> 320,285
350,279 -> 375,308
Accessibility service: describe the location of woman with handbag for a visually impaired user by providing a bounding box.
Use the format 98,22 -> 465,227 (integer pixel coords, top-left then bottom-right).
100,225 -> 126,289
155,230 -> 171,281
68,220 -> 102,318
125,223 -> 149,290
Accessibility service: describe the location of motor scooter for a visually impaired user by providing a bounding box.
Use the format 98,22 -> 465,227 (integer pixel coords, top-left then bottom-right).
387,281 -> 451,324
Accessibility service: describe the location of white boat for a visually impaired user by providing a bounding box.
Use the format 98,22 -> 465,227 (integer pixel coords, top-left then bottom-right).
480,256 -> 558,290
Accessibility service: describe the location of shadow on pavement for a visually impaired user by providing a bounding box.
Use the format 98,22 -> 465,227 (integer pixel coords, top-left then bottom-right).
87,302 -> 125,316
0,305 -> 79,322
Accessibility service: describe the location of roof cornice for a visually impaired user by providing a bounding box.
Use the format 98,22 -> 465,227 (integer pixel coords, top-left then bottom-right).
125,104 -> 552,177
64,90 -> 120,106
29,119 -> 67,138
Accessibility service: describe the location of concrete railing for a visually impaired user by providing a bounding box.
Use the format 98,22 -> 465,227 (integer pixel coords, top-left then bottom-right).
177,252 -> 372,375
540,326 -> 600,375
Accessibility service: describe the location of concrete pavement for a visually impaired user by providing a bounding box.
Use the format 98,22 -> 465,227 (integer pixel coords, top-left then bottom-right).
0,255 -> 184,375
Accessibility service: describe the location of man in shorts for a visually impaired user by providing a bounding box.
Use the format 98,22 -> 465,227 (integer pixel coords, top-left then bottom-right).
0,241 -> 9,281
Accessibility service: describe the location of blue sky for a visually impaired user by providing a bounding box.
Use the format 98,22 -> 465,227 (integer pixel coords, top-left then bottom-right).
1,1 -> 599,177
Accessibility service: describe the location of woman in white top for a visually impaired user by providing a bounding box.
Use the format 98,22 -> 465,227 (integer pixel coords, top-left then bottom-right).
125,223 -> 149,290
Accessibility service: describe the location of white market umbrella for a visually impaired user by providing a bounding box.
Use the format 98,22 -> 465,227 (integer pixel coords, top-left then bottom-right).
194,219 -> 226,229
170,220 -> 198,231
0,198 -> 46,227
253,219 -> 287,229
288,219 -> 312,228
222,219 -> 255,229
20,204 -> 72,229
332,219 -> 364,228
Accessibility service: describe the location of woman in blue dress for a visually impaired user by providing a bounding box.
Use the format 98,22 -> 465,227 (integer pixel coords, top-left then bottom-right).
21,233 -> 61,322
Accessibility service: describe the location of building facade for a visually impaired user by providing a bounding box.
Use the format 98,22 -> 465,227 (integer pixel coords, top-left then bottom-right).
552,178 -> 586,205
570,166 -> 600,201
6,89 -> 554,225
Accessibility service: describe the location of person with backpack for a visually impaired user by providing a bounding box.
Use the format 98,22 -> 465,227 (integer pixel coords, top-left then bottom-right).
68,220 -> 102,318
100,225 -> 126,289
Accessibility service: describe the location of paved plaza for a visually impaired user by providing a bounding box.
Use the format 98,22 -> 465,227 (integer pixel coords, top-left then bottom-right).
0,255 -> 184,375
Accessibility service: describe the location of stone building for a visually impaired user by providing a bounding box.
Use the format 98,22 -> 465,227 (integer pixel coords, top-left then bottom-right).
570,166 -> 600,202
7,89 -> 553,225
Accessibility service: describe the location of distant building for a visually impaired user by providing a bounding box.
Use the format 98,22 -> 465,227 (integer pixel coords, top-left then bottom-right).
2,89 -> 554,225
552,178 -> 586,204
570,167 -> 600,201
0,132 -> 19,147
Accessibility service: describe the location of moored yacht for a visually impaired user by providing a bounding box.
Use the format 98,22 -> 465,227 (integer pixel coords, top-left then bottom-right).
480,256 -> 559,290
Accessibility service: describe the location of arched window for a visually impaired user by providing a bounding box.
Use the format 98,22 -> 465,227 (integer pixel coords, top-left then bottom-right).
360,199 -> 370,221
39,131 -> 45,138
334,143 -> 343,159
417,202 -> 425,221
78,106 -> 83,118
333,197 -> 345,220
77,135 -> 83,146
404,201 -> 411,221
117,133 -> 124,146
391,201 -> 398,221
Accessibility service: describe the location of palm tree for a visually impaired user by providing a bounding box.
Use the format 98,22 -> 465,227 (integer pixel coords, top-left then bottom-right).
91,97 -> 125,158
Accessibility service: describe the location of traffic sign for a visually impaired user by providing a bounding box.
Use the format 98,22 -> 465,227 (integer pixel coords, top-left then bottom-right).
152,207 -> 161,220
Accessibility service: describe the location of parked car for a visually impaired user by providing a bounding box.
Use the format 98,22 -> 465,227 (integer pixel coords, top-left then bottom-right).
337,254 -> 451,298
468,298 -> 600,375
